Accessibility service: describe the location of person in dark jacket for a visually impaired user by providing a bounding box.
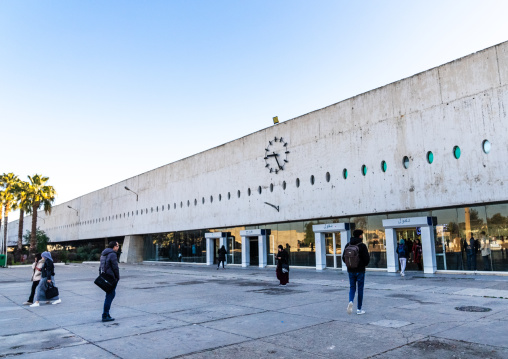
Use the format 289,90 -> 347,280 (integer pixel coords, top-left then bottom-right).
100,241 -> 120,322
30,251 -> 61,307
217,245 -> 227,270
342,229 -> 370,315
276,244 -> 289,286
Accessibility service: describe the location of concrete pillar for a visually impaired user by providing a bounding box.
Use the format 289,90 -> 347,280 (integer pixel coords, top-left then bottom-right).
340,230 -> 351,272
121,235 -> 144,263
385,228 -> 398,273
241,236 -> 250,267
315,232 -> 326,271
258,234 -> 267,268
421,226 -> 437,274
206,237 -> 214,265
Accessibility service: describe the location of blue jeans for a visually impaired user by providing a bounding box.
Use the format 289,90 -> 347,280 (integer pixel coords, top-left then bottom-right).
467,253 -> 476,270
348,272 -> 365,310
103,288 -> 116,317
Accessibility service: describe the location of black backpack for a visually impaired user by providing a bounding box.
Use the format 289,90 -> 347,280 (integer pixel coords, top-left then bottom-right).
343,244 -> 361,269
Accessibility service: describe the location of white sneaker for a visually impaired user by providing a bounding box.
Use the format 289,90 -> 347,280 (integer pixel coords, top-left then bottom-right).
52,299 -> 62,305
357,309 -> 366,315
347,301 -> 353,315
401,272 -> 405,277
30,302 -> 40,307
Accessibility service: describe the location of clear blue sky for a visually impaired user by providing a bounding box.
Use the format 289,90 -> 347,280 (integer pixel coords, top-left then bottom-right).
1,0 -> 507,221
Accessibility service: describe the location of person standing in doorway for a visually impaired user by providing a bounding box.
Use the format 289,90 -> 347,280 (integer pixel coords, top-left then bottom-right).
343,229 -> 370,315
467,233 -> 477,271
217,245 -> 227,270
480,231 -> 491,271
276,245 -> 289,286
413,239 -> 423,271
100,241 -> 120,322
397,239 -> 408,276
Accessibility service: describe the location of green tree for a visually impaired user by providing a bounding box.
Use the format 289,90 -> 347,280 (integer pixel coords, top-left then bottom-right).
23,228 -> 50,253
0,173 -> 21,253
25,175 -> 57,255
12,180 -> 31,250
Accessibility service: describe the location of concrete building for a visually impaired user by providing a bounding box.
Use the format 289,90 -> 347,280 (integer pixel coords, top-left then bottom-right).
4,41 -> 508,274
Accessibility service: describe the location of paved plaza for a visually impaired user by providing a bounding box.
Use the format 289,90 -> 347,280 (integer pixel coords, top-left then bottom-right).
1,263 -> 508,358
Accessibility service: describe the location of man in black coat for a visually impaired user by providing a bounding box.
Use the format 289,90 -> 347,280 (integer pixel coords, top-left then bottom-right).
100,241 -> 120,322
342,229 -> 370,315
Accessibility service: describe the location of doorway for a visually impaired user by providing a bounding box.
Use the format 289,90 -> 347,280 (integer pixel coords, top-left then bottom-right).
395,228 -> 422,271
227,236 -> 241,264
325,232 -> 342,268
249,238 -> 259,266
214,238 -> 220,265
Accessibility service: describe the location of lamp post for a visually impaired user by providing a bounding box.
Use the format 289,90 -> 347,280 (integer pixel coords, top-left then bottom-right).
124,186 -> 138,201
67,205 -> 78,216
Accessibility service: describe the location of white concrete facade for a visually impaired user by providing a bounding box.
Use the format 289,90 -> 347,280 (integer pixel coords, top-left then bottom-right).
3,42 -> 508,273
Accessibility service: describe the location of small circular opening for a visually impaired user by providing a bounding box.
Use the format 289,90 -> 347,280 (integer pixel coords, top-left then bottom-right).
453,146 -> 461,159
381,161 -> 387,172
248,188 -> 251,196
326,172 -> 330,182
282,181 -> 286,190
258,186 -> 262,194
296,178 -> 300,187
219,194 -> 222,201
482,140 -> 491,154
202,197 -> 205,204
310,175 -> 315,185
343,168 -> 348,179
270,183 -> 274,192
210,196 -> 213,203
194,199 -> 197,206
228,192 -> 231,200
361,165 -> 367,176
237,190 -> 240,198
403,156 -> 410,169
427,151 -> 434,164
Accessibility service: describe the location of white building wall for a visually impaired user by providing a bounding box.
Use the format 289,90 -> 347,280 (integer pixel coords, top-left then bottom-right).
4,41 -> 508,246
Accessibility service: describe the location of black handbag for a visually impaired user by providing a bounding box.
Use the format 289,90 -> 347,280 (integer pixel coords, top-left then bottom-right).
281,263 -> 290,273
45,282 -> 59,299
94,272 -> 117,293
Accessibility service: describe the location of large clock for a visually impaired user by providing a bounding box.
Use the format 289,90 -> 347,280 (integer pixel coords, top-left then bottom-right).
264,137 -> 289,173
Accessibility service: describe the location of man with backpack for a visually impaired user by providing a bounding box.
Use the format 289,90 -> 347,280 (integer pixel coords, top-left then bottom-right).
342,229 -> 370,315
100,241 -> 120,322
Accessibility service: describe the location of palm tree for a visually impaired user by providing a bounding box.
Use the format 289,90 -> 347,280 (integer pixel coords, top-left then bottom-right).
13,180 -> 31,250
25,175 -> 56,255
0,173 -> 20,254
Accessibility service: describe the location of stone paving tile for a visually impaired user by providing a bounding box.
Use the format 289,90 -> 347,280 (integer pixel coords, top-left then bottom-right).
373,337 -> 508,359
261,321 -> 426,359
95,324 -> 248,359
10,343 -> 118,359
0,328 -> 87,357
436,317 -> 508,348
162,303 -> 266,324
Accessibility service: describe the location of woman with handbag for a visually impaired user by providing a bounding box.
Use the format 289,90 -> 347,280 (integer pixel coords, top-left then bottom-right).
23,253 -> 44,305
30,251 -> 61,307
276,245 -> 289,286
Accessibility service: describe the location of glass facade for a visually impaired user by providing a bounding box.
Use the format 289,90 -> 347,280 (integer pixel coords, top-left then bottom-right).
142,202 -> 508,272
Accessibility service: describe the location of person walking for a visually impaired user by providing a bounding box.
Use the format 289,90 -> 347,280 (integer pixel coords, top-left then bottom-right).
30,251 -> 61,307
217,245 -> 227,270
397,239 -> 408,276
23,253 -> 43,305
343,229 -> 370,315
412,239 -> 423,271
276,244 -> 289,286
466,233 -> 477,270
100,241 -> 120,322
480,231 -> 491,271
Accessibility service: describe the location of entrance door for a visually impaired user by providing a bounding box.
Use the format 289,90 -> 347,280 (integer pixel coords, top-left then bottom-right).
228,236 -> 241,264
325,232 -> 341,268
395,228 -> 422,271
250,238 -> 259,266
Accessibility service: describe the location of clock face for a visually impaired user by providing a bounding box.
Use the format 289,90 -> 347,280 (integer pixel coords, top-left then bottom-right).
264,137 -> 289,173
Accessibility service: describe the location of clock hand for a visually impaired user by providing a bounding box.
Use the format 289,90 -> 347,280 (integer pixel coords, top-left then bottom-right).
273,153 -> 283,169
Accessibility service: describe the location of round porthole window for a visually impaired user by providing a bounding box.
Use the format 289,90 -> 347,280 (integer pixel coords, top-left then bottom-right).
219,194 -> 222,201
270,183 -> 274,192
180,202 -> 183,208
187,200 -> 190,207
237,190 -> 241,198
403,156 -> 410,169
194,199 -> 197,206
228,192 -> 231,200
326,172 -> 330,182
482,140 -> 491,154
343,169 -> 348,179
427,151 -> 434,164
310,175 -> 315,185
361,165 -> 367,176
258,186 -> 262,194
202,197 -> 205,204
381,161 -> 387,172
248,188 -> 251,196
210,195 -> 213,203
453,146 -> 461,159
282,181 -> 286,190
296,178 -> 300,188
